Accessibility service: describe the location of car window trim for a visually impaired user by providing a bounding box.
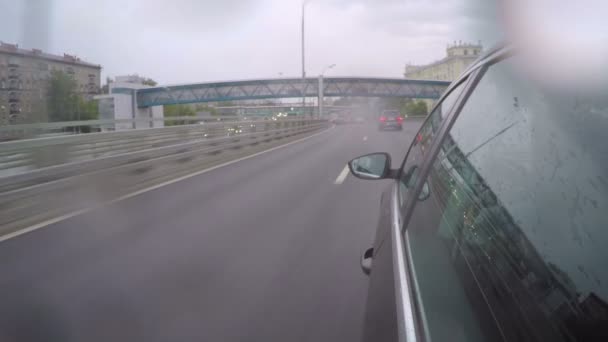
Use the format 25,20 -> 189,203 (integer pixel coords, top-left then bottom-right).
391,63 -> 492,342
403,48 -> 524,342
391,184 -> 418,342
397,73 -> 470,176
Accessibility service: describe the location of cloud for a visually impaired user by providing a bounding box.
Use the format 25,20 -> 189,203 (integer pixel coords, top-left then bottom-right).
0,1 -> 25,45
1,0 -> 500,84
130,0 -> 258,35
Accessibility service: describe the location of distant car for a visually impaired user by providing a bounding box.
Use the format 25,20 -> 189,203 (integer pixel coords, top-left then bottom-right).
378,110 -> 403,130
333,113 -> 352,125
350,44 -> 608,342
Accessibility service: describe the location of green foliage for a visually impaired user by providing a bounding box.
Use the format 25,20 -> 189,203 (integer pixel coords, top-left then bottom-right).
261,100 -> 278,106
47,70 -> 77,122
330,96 -> 428,117
47,70 -> 99,124
404,100 -> 428,116
194,104 -> 218,116
141,78 -> 157,86
78,98 -> 99,121
164,104 -> 196,126
333,97 -> 369,106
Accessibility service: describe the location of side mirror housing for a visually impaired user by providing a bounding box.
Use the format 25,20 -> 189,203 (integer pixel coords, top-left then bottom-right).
403,165 -> 431,201
360,247 -> 373,275
348,152 -> 392,180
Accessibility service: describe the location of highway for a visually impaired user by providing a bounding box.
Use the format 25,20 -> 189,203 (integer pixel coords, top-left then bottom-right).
0,119 -> 422,342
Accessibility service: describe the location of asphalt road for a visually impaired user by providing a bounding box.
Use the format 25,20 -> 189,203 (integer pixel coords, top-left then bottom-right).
0,119 -> 422,342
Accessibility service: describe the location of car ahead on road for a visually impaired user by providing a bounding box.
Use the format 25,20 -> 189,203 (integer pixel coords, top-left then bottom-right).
378,110 -> 403,130
332,112 -> 353,125
349,45 -> 608,342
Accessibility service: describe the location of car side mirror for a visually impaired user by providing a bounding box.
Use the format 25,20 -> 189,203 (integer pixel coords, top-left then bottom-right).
360,247 -> 373,275
348,152 -> 392,180
419,181 -> 430,201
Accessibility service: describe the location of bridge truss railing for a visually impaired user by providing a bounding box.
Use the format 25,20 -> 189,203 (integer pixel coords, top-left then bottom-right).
137,77 -> 450,107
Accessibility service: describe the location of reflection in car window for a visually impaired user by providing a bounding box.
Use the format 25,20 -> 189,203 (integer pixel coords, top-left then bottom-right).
406,58 -> 608,341
398,79 -> 466,206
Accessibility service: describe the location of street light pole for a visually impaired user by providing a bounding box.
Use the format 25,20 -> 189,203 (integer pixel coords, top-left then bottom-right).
318,64 -> 335,118
321,63 -> 336,76
301,0 -> 309,116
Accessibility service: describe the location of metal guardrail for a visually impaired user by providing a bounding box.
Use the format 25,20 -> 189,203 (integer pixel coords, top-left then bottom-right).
0,119 -> 328,232
0,119 -> 318,176
0,115 -> 244,141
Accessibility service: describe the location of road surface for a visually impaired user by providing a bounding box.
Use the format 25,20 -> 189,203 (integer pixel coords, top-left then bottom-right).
0,120 -> 422,342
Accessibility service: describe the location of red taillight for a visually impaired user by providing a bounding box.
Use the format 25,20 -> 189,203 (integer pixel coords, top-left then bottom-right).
397,117 -> 403,122
380,116 -> 387,122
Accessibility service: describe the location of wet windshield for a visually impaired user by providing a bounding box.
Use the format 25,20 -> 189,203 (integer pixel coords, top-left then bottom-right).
1,1 -> 606,341
406,58 -> 608,342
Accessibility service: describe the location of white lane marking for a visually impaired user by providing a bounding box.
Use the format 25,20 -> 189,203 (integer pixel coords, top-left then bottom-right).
0,126 -> 334,244
363,136 -> 368,141
334,165 -> 350,185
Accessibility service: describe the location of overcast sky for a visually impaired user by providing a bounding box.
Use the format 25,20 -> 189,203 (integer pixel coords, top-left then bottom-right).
0,0 -> 500,85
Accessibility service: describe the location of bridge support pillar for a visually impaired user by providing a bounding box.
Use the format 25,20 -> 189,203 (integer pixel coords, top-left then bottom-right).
95,92 -> 164,131
318,75 -> 324,118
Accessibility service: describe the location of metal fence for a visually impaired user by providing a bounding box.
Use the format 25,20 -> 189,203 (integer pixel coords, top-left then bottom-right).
0,118 -> 325,185
0,115 -> 244,141
0,118 -> 328,233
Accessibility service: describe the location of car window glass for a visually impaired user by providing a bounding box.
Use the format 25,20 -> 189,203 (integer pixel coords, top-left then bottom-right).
405,58 -> 608,342
398,80 -> 466,206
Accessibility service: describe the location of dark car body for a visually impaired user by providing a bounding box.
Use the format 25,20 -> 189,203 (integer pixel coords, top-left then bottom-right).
378,110 -> 403,130
352,45 -> 608,342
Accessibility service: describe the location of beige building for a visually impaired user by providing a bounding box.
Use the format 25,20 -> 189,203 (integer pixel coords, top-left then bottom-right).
405,41 -> 483,82
0,41 -> 101,124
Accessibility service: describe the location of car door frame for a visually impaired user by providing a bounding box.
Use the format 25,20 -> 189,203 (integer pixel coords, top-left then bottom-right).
391,46 -> 513,342
361,72 -> 484,342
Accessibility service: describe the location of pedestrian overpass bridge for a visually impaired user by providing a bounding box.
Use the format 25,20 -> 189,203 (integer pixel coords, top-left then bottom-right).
131,77 -> 451,107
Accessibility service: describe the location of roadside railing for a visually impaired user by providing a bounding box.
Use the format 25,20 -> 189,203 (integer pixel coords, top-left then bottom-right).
0,119 -> 328,233
0,115 -> 244,141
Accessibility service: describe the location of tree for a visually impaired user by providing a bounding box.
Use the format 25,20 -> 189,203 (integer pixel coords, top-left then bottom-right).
141,78 -> 157,87
164,104 -> 196,126
195,104 -> 218,116
47,70 -> 78,122
404,99 -> 428,116
220,101 -> 236,107
47,70 -> 99,127
261,99 -> 277,106
77,97 -> 99,121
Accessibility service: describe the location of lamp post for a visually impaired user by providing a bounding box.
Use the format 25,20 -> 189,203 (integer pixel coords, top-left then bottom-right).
321,63 -> 336,76
318,64 -> 335,118
301,0 -> 310,116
